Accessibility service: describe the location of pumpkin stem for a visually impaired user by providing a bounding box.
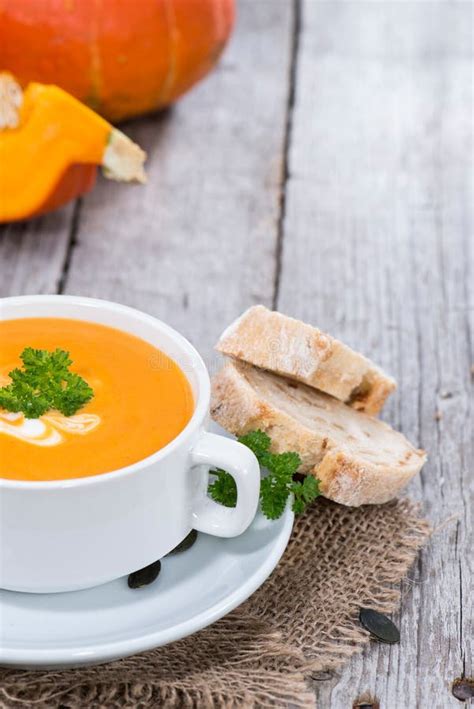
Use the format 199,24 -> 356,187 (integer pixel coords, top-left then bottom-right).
102,129 -> 147,184
0,73 -> 23,130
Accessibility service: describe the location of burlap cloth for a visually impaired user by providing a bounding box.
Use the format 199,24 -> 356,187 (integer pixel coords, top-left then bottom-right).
0,497 -> 430,708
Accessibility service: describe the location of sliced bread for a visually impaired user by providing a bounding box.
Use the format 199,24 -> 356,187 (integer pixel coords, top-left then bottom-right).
211,360 -> 426,507
216,305 -> 396,415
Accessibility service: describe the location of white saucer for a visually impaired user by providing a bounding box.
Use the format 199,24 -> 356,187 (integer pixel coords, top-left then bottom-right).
0,505 -> 293,669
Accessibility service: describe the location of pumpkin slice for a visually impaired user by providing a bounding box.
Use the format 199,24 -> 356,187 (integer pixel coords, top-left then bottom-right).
0,73 -> 146,223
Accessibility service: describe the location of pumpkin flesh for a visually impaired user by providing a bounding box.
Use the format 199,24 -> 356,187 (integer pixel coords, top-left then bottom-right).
0,74 -> 146,222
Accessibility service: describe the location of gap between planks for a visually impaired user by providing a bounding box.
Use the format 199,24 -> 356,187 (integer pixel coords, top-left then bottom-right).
57,198 -> 82,295
273,0 -> 301,311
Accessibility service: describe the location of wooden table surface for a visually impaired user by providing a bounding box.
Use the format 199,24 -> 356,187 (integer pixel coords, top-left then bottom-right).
1,1 -> 472,706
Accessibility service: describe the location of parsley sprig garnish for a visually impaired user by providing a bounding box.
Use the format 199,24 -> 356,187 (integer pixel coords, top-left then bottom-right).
0,347 -> 93,418
208,430 -> 321,519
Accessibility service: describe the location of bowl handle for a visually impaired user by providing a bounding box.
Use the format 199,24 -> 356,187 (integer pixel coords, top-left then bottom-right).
190,432 -> 260,537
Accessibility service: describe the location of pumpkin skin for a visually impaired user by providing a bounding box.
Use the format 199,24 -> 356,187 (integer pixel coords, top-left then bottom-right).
34,165 -> 98,219
0,0 -> 235,123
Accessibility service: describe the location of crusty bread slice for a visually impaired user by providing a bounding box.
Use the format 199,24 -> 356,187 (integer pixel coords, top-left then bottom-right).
216,305 -> 396,415
211,360 -> 426,507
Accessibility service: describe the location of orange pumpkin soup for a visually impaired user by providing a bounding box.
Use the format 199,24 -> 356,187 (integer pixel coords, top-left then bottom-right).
0,318 -> 194,481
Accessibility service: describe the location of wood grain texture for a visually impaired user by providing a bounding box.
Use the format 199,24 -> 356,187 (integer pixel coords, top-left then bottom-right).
60,0 -> 295,368
0,1 -> 471,706
278,1 -> 473,706
0,204 -> 76,297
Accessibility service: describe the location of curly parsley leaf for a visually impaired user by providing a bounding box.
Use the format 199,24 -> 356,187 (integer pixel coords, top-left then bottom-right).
238,430 -> 271,459
208,468 -> 238,508
260,475 -> 290,520
265,451 -> 300,480
290,476 -> 321,515
0,347 -> 94,418
208,429 -> 321,520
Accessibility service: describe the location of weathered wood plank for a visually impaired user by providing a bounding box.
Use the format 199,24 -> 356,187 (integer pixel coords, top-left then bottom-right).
60,0 -> 295,367
279,1 -> 473,706
0,205 -> 76,297
0,1 -> 470,705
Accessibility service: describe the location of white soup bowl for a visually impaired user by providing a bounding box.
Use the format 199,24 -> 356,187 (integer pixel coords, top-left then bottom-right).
0,295 -> 260,593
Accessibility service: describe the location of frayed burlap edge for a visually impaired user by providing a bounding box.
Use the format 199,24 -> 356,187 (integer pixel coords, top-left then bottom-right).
0,497 -> 431,709
0,619 -> 314,709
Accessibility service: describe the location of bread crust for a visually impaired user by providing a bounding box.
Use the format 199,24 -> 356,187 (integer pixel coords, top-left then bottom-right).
216,305 -> 396,415
211,361 -> 426,507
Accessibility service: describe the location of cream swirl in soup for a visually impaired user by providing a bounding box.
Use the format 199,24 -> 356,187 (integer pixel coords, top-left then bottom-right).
0,318 -> 193,481
0,411 -> 101,447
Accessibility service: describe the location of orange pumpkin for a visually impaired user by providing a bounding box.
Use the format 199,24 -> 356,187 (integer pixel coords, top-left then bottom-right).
0,0 -> 235,123
0,73 -> 146,222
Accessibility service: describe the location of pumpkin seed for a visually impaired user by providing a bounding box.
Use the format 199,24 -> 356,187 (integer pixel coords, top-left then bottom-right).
452,677 -> 474,701
128,559 -> 161,589
359,608 -> 400,644
167,529 -> 198,555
